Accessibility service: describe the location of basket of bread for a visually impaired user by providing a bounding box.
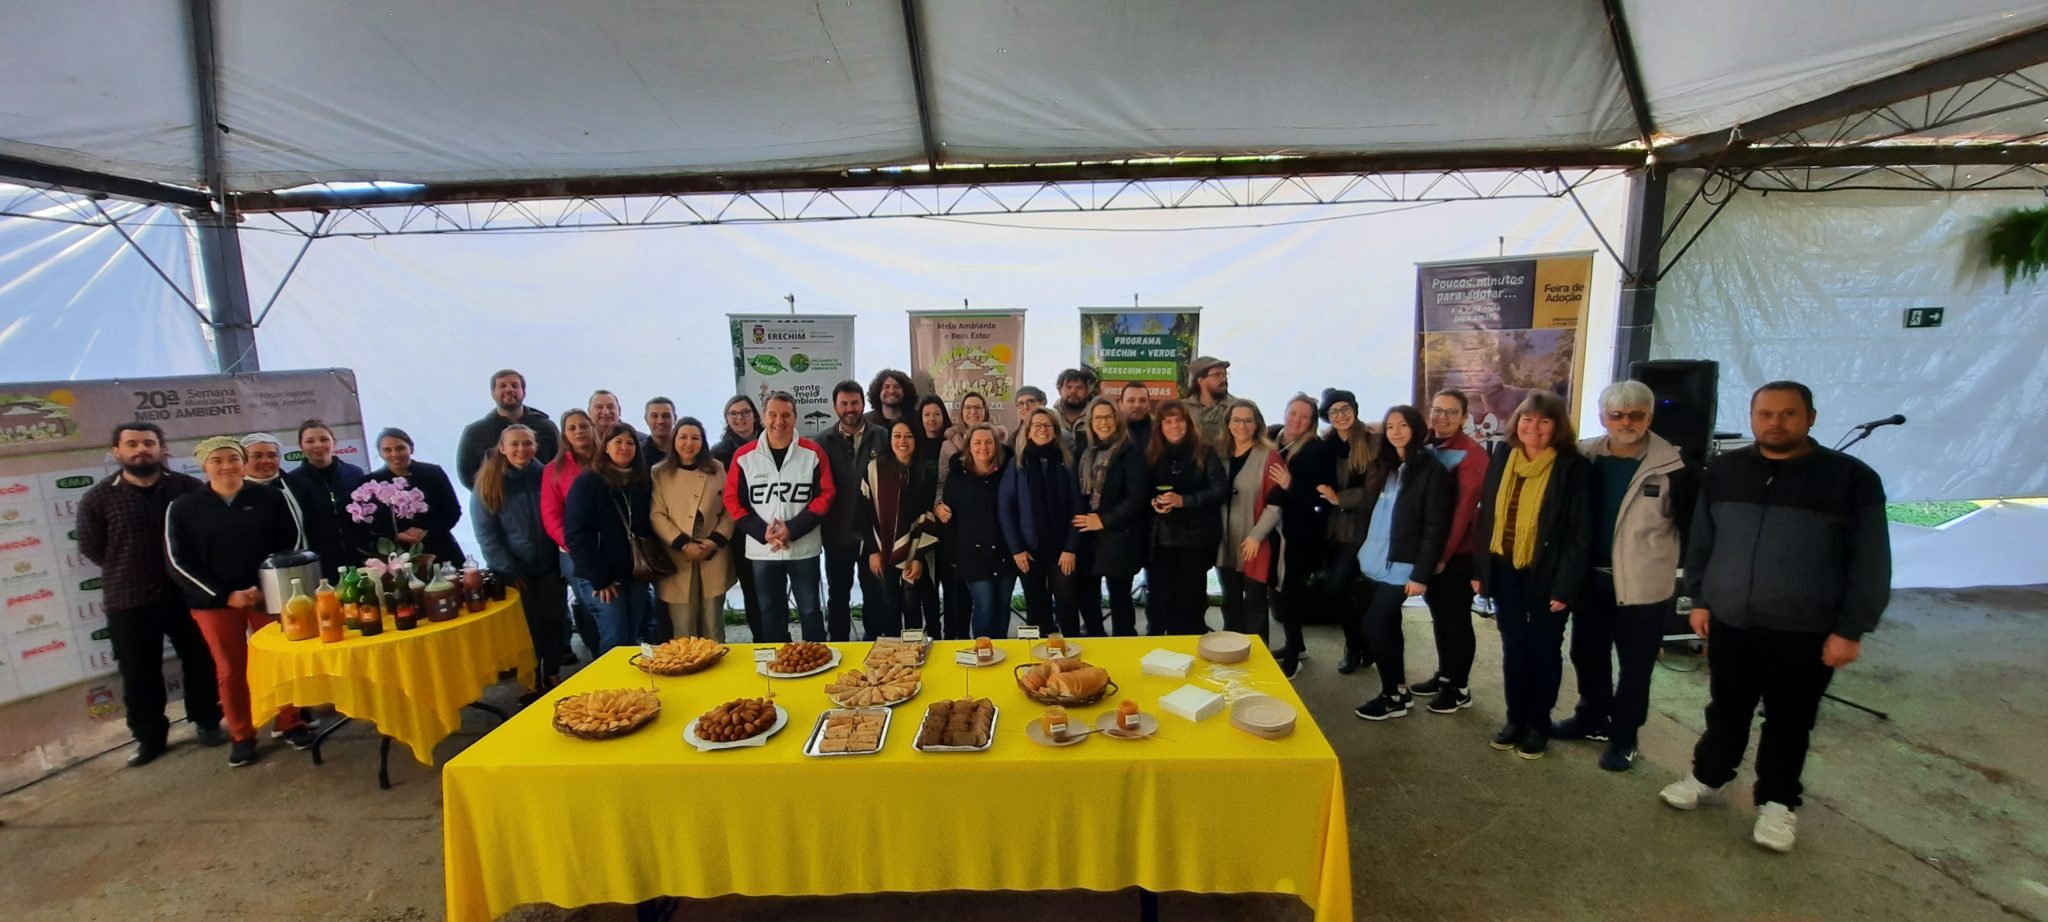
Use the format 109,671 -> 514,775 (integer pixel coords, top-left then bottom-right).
1015,658 -> 1117,706
630,637 -> 729,676
823,664 -> 921,708
552,688 -> 662,740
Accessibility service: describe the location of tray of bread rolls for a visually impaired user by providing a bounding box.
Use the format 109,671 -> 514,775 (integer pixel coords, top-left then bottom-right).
1014,658 -> 1117,707
912,697 -> 999,752
803,707 -> 892,757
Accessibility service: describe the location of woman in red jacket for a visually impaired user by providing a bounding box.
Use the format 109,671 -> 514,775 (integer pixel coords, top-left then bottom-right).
541,408 -> 601,658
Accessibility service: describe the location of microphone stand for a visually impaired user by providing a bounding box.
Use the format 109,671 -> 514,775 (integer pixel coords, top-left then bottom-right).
1816,422 -> 1894,721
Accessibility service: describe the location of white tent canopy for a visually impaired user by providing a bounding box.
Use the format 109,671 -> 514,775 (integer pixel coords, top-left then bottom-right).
4,0 -> 2046,194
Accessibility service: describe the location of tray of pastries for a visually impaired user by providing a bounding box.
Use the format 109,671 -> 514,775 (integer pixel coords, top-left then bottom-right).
913,697 -> 998,752
552,688 -> 661,740
864,636 -> 931,667
758,642 -> 841,677
803,707 -> 891,756
630,637 -> 729,676
823,664 -> 922,708
684,696 -> 790,750
1015,658 -> 1116,706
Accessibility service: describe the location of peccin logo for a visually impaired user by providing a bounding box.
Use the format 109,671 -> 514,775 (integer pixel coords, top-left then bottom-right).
0,534 -> 42,553
7,587 -> 56,608
19,638 -> 68,660
0,483 -> 28,496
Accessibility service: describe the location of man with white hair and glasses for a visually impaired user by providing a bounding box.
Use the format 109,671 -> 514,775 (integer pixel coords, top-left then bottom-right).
1552,380 -> 1698,772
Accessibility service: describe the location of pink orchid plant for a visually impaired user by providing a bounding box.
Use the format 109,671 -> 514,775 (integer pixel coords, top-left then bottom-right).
349,477 -> 430,564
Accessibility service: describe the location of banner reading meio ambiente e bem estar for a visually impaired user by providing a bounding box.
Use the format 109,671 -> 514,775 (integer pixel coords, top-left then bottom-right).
908,311 -> 1025,429
729,314 -> 855,438
1413,252 -> 1593,441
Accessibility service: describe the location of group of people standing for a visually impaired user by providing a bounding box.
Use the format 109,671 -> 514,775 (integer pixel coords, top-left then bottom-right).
86,358 -> 1889,855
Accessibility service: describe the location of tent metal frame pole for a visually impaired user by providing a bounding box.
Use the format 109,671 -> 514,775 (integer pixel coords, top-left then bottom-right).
1610,169 -> 1666,381
186,0 -> 260,374
898,0 -> 941,171
1599,0 -> 1658,149
1657,22 -> 2048,166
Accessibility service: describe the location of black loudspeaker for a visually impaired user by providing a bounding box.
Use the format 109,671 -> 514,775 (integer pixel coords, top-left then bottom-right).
1629,359 -> 1718,464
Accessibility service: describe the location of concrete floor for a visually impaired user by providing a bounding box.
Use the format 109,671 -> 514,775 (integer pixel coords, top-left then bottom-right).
2,586 -> 2042,922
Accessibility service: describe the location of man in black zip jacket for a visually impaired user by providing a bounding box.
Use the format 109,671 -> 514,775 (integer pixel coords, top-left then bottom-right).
1660,381 -> 1890,854
817,380 -> 885,642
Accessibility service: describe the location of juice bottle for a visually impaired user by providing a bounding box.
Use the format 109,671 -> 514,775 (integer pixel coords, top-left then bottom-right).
282,579 -> 319,641
425,565 -> 460,623
393,575 -> 419,631
315,578 -> 346,643
461,558 -> 487,613
483,569 -> 506,601
358,571 -> 384,636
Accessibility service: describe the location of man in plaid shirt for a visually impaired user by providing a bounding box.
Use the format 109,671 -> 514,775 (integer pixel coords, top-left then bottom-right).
75,422 -> 226,766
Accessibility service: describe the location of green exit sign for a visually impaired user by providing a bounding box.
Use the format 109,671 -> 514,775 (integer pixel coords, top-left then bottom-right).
1904,307 -> 1944,329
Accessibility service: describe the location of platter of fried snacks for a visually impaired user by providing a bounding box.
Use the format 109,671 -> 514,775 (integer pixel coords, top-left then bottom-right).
823,664 -> 922,708
913,697 -> 998,752
803,707 -> 891,756
759,642 -> 840,677
683,696 -> 789,751
864,636 -> 930,667
552,688 -> 661,740
630,637 -> 729,676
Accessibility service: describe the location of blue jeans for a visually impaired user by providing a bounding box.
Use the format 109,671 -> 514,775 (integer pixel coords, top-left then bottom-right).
966,575 -> 1016,639
590,577 -> 655,654
558,549 -> 602,654
752,556 -> 824,643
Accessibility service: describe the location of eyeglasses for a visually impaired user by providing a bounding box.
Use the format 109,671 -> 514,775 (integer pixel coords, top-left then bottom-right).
725,409 -> 751,418
1426,408 -> 1461,418
1327,406 -> 1355,417
1603,410 -> 1650,423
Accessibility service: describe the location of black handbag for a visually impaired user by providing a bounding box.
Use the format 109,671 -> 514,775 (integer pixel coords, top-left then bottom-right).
616,491 -> 676,581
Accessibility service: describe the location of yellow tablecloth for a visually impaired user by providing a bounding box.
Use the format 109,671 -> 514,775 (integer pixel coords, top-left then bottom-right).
249,590 -> 536,766
442,637 -> 1350,922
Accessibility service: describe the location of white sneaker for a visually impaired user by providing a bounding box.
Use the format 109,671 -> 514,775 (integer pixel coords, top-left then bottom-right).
1752,802 -> 1798,853
1659,775 -> 1727,810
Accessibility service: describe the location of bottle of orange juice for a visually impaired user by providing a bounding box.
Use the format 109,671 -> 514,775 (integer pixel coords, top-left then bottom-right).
315,578 -> 346,643
282,579 -> 319,641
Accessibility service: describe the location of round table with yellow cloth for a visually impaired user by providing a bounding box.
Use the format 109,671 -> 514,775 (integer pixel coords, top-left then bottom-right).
248,590 -> 536,768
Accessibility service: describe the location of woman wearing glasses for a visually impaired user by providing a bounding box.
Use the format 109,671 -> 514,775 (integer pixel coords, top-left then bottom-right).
712,396 -> 763,639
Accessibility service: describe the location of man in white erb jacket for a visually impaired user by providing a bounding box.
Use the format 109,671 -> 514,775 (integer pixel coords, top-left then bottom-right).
724,390 -> 836,642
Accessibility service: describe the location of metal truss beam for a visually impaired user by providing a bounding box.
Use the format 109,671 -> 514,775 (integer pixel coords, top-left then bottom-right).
1721,162 -> 2048,194
231,149 -> 1638,212
898,0 -> 940,170
229,168 -> 1614,238
0,154 -> 211,209
1658,22 -> 2048,166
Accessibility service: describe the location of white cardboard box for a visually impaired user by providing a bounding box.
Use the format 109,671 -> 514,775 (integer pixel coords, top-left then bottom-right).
1141,648 -> 1194,678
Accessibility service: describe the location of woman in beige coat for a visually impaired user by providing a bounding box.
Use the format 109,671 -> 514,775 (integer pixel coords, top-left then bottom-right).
650,417 -> 738,640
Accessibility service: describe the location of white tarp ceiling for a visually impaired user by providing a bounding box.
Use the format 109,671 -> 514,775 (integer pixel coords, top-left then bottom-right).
3,0 -> 2046,194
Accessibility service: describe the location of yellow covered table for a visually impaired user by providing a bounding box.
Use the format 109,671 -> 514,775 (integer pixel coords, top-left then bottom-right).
443,637 -> 1350,922
249,590 -> 536,768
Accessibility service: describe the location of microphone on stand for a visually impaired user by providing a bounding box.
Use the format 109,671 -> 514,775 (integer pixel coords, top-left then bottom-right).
1852,413 -> 1906,432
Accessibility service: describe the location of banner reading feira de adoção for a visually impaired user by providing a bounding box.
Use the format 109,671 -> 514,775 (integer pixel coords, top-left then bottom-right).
1413,252 -> 1593,441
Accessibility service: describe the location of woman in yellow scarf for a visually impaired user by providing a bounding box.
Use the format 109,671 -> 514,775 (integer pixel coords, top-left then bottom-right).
1471,392 -> 1594,761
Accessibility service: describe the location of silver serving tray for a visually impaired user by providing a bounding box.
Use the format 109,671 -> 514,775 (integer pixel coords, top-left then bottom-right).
911,702 -> 1000,753
802,706 -> 892,757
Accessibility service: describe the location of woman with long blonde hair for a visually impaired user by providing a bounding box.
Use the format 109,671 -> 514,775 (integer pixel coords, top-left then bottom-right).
471,424 -> 567,683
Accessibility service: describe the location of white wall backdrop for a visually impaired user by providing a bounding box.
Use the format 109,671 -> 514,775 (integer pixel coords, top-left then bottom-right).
237,179 -> 1629,553
1653,174 -> 2048,502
